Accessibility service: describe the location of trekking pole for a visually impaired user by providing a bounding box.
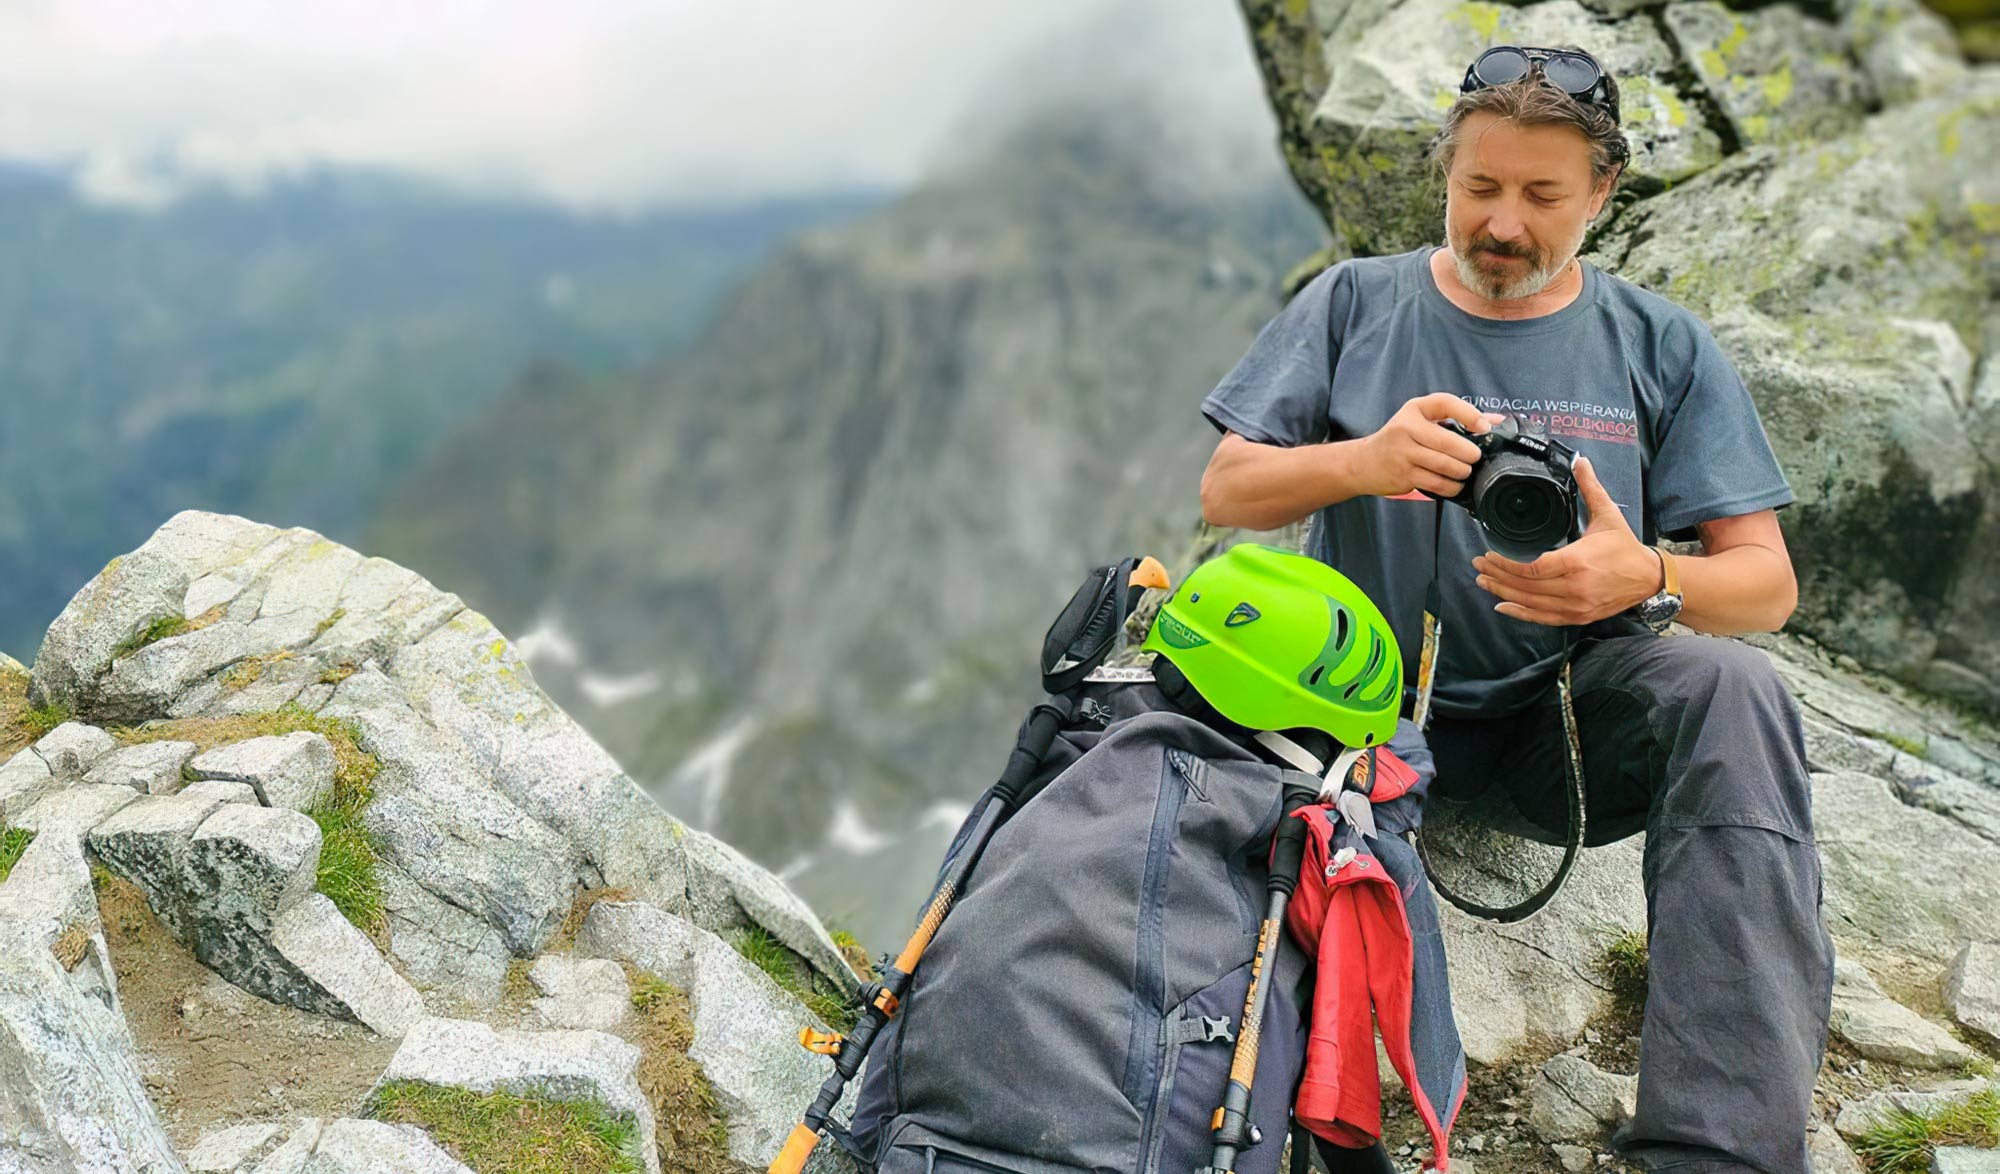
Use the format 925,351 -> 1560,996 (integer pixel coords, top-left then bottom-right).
1200,776 -> 1322,1174
771,556 -> 1171,1174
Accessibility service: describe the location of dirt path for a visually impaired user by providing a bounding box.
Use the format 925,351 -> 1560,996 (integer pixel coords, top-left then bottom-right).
96,872 -> 400,1150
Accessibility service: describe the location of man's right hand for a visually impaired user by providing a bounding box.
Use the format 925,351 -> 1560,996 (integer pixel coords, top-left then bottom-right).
1353,394 -> 1503,499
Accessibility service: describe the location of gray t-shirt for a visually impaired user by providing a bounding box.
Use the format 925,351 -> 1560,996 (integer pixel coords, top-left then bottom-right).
1201,245 -> 1793,718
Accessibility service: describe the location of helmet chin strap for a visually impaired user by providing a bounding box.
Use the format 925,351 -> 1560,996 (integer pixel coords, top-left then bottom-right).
1253,730 -> 1366,796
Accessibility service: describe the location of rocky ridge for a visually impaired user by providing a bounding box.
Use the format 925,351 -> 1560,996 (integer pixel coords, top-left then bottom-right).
0,510 -> 860,1173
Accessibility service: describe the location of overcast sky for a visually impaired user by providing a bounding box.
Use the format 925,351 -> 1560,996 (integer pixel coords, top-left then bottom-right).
0,0 -> 1279,210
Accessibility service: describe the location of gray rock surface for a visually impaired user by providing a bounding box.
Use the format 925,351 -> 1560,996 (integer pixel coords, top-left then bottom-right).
1945,941 -> 2000,1047
527,955 -> 632,1033
0,833 -> 118,1013
1830,956 -> 1978,1069
1661,1 -> 1871,147
1529,1053 -> 1638,1142
13,785 -> 142,845
297,1120 -> 470,1174
188,734 -> 337,812
0,746 -> 55,822
270,895 -> 426,1039
184,1122 -> 285,1172
369,1016 -> 657,1174
85,741 -> 198,795
33,723 -> 119,779
374,863 -> 511,1007
0,921 -> 186,1173
1552,1144 -> 1592,1173
1808,1118 -> 1868,1174
578,899 -> 850,1167
1934,1147 -> 2000,1174
1441,836 -> 1647,1065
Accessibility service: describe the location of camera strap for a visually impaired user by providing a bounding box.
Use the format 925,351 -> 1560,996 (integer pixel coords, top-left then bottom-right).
1411,497 -> 1589,924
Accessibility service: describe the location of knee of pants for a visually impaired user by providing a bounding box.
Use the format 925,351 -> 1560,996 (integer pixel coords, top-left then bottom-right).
1642,639 -> 1812,837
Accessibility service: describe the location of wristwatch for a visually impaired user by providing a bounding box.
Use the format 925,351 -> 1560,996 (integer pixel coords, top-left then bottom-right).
1633,547 -> 1682,633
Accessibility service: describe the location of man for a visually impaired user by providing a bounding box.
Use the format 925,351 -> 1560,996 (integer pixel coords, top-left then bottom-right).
1197,46 -> 1835,1174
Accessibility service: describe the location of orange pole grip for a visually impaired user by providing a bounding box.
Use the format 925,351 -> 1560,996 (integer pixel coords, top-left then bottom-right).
769,1123 -> 821,1174
892,879 -> 955,975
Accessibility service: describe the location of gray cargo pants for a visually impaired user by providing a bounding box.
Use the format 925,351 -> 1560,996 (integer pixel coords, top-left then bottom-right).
1421,622 -> 1835,1174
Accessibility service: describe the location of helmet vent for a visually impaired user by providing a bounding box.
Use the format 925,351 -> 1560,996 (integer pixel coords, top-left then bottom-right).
1336,609 -> 1350,650
1309,664 -> 1324,686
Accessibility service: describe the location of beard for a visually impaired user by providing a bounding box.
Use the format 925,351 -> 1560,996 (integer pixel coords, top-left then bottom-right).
1448,219 -> 1586,301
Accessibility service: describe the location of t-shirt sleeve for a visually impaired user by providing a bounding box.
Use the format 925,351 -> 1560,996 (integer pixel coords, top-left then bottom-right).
1199,264 -> 1343,447
1646,313 -> 1795,543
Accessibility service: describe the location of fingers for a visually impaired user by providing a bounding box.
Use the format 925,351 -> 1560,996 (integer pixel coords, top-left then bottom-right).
1493,601 -> 1574,626
1474,571 -> 1570,611
1475,551 -> 1568,581
1409,446 -> 1476,484
1412,393 -> 1488,431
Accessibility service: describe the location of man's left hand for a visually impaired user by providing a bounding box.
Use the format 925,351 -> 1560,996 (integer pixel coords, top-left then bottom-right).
1472,456 -> 1663,627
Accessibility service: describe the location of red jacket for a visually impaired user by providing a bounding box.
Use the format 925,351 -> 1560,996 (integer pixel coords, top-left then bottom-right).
1284,750 -> 1464,1171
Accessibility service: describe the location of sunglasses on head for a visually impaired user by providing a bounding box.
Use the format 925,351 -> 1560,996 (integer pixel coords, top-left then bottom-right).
1460,46 -> 1621,124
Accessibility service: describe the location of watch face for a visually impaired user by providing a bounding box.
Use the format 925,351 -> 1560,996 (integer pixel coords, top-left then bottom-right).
1640,592 -> 1682,627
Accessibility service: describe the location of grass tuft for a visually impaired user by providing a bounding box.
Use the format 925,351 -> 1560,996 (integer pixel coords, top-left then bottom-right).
369,1080 -> 643,1174
223,649 -> 295,693
732,925 -> 855,1032
830,928 -> 875,982
621,963 -> 741,1174
0,666 -> 72,759
51,922 -> 90,971
0,825 -> 33,883
1852,1088 -> 2000,1173
313,608 -> 347,642
1593,927 -> 1650,1023
111,605 -> 225,660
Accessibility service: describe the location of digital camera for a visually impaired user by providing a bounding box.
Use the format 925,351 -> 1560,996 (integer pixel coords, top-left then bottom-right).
1428,415 -> 1586,560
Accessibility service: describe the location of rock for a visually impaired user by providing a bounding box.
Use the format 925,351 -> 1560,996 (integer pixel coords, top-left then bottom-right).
1442,838 -> 1647,1065
85,741 -> 198,795
1529,1054 -> 1637,1142
369,1016 -> 657,1174
271,894 -> 425,1039
0,746 -> 55,823
296,1119 -> 470,1173
374,863 -> 510,1007
1662,2 -> 1871,147
1944,941 -> 2000,1047
1596,75 -> 2000,698
1813,769 -> 2000,964
1241,0 -> 1721,256
0,833 -> 118,1012
12,784 -> 142,845
184,1122 -> 285,1172
0,920 -> 186,1173
29,546 -> 191,715
1553,1144 -> 1593,1173
578,899 -> 849,1167
188,734 -> 337,812
89,783 -> 260,943
1835,1079 -> 1997,1139
1830,956 -> 1978,1068
1934,1147 -> 2000,1173
317,666 -> 575,957
527,955 -> 632,1033
1807,1118 -> 1867,1174
1842,0 -> 1969,107
33,722 -> 119,779
246,1117 -> 322,1174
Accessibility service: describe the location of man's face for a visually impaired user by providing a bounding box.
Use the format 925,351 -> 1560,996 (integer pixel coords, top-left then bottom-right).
1444,111 -> 1610,300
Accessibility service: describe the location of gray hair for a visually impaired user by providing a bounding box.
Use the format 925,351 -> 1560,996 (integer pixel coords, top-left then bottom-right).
1426,60 -> 1630,204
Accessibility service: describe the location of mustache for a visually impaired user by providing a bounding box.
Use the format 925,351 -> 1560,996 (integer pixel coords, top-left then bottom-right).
1474,239 -> 1538,260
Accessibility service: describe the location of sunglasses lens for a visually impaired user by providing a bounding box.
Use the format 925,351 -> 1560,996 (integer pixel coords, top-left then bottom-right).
1477,48 -> 1530,86
1543,56 -> 1599,94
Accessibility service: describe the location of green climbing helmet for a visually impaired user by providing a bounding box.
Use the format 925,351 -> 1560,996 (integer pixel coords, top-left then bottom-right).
1140,543 -> 1402,748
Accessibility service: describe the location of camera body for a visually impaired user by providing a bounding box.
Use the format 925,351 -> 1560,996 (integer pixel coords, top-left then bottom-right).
1427,414 -> 1586,561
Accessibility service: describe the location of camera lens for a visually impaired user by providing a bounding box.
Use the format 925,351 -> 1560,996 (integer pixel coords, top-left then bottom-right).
1480,470 -> 1568,552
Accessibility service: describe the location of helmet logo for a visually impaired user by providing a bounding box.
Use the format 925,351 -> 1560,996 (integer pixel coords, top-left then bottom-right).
1225,602 -> 1261,628
1154,611 -> 1210,649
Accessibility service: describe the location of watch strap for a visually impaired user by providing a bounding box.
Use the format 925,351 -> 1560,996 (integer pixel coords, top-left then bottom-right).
1657,547 -> 1680,599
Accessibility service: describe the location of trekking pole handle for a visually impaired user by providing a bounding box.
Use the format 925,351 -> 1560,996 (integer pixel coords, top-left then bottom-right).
770,1124 -> 821,1174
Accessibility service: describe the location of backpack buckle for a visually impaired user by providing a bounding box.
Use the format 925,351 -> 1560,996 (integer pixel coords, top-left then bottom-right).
1201,1016 -> 1234,1043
